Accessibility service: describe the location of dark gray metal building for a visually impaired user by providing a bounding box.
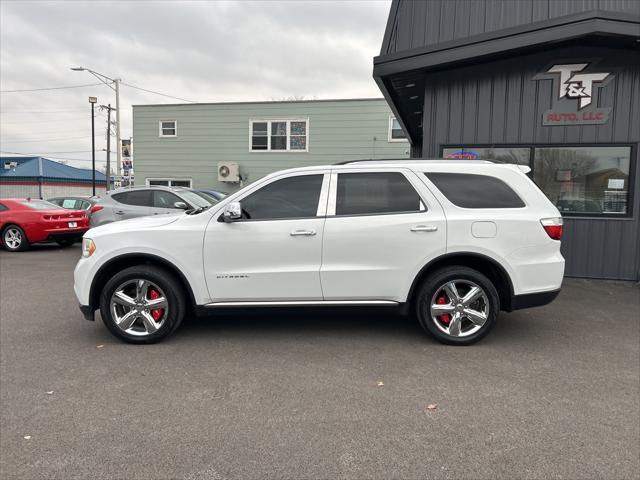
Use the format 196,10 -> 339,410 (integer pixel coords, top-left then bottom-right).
374,0 -> 640,281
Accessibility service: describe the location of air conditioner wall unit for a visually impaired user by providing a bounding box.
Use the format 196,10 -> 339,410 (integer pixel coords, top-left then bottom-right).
218,161 -> 240,183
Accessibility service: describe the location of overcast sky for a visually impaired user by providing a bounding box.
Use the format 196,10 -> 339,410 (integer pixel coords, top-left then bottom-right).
0,0 -> 391,170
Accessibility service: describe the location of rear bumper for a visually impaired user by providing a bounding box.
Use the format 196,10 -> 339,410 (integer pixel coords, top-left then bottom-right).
79,304 -> 95,321
507,289 -> 560,311
46,229 -> 88,242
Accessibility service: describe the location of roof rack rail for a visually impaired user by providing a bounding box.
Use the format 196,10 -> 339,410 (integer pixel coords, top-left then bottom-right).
333,158 -> 495,165
333,158 -> 407,165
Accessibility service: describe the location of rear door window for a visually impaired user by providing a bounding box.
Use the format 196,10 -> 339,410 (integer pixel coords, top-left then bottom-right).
425,173 -> 525,208
112,190 -> 153,207
335,172 -> 424,216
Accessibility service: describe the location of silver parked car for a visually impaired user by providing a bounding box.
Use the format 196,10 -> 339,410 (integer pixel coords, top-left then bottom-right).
90,186 -> 216,227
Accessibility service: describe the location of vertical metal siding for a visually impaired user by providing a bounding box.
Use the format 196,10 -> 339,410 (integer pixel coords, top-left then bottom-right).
418,46 -> 640,280
385,0 -> 640,54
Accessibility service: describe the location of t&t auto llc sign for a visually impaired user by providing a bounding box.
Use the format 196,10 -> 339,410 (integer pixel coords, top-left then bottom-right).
533,62 -> 614,126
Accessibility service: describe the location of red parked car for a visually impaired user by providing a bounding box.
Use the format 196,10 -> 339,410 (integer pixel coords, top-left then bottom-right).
0,198 -> 90,252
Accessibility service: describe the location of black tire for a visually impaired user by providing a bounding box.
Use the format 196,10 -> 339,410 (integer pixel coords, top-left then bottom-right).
99,265 -> 186,344
415,266 -> 499,346
56,239 -> 75,247
1,224 -> 29,252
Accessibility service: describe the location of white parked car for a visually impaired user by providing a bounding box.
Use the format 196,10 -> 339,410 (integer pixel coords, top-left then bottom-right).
74,160 -> 564,345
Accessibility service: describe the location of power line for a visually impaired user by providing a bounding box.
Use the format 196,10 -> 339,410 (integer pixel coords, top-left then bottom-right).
1,135 -> 93,143
0,83 -> 104,93
0,150 -> 107,164
0,109 -> 89,113
1,126 -> 107,135
122,82 -> 196,103
0,118 -> 89,125
3,150 -> 96,154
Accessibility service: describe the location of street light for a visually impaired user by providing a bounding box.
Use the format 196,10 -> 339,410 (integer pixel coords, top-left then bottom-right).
71,66 -> 122,179
88,96 -> 97,196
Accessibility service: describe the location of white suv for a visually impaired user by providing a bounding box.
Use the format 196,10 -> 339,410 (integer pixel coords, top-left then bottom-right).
74,160 -> 564,345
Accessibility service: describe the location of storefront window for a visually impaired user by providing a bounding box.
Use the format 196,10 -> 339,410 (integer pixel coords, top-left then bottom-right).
533,146 -> 631,215
443,147 -> 531,165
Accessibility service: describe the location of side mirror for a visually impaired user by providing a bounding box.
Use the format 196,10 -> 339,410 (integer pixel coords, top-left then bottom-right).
222,201 -> 242,222
173,201 -> 189,210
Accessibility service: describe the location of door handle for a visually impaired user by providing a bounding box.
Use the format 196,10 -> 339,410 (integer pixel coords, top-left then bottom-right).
115,210 -> 125,215
290,229 -> 316,236
410,225 -> 438,232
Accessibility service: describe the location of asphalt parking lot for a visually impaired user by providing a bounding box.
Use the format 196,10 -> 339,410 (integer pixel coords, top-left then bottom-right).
1,244 -> 639,479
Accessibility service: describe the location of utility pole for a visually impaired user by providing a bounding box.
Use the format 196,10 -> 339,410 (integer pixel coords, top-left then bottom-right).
100,104 -> 116,191
115,78 -> 122,177
71,67 -> 122,181
89,96 -> 97,196
106,104 -> 111,191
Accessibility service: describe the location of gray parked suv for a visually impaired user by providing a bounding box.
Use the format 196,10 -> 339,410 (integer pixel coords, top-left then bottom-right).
90,186 -> 216,227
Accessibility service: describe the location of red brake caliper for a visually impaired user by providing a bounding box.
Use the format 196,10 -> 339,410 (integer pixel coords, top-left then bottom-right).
148,289 -> 164,321
437,295 -> 451,325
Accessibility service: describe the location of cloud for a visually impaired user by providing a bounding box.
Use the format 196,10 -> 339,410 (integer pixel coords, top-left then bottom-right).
0,0 -> 391,169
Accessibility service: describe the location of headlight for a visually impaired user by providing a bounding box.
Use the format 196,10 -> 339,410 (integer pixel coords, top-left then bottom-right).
82,238 -> 96,258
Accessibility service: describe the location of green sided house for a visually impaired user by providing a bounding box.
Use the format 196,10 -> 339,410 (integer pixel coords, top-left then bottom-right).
131,98 -> 410,192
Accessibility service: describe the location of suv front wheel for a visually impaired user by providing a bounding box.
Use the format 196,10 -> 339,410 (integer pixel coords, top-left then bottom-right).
416,266 -> 499,345
99,265 -> 186,344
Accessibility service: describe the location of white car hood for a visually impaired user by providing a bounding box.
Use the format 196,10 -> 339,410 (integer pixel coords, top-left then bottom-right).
89,213 -> 183,236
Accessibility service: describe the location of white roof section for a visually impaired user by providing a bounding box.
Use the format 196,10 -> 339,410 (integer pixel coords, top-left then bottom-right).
261,159 -> 531,178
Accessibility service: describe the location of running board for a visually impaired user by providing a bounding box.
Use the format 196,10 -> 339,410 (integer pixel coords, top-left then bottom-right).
204,300 -> 400,308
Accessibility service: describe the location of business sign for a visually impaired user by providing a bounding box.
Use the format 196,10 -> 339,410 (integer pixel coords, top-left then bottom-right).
121,138 -> 133,182
533,62 -> 613,126
444,150 -> 481,160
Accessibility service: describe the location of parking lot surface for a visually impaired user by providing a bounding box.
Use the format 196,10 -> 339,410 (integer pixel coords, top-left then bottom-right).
1,244 -> 639,479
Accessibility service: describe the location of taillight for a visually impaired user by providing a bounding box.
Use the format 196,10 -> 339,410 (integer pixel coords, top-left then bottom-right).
90,205 -> 104,214
541,217 -> 563,240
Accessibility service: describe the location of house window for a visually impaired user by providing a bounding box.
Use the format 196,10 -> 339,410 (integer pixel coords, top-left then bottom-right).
388,116 -> 408,142
250,119 -> 309,152
441,144 -> 633,217
147,178 -> 192,188
159,120 -> 177,137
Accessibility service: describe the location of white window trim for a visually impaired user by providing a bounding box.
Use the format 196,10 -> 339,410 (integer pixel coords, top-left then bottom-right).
159,120 -> 177,138
146,178 -> 192,188
388,115 -> 408,143
249,118 -> 309,153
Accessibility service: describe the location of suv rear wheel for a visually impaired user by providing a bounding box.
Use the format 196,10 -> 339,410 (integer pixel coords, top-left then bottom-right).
416,266 -> 499,345
99,265 -> 186,344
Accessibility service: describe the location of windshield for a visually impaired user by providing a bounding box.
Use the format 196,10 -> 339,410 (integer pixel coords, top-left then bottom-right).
21,200 -> 61,210
179,189 -> 217,208
193,190 -> 220,205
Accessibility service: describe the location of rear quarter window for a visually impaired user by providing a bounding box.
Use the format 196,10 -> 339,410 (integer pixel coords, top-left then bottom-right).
112,190 -> 152,207
425,172 -> 525,208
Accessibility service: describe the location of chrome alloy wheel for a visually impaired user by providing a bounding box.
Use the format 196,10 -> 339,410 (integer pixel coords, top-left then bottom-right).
430,280 -> 489,338
4,228 -> 22,249
110,279 -> 168,336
